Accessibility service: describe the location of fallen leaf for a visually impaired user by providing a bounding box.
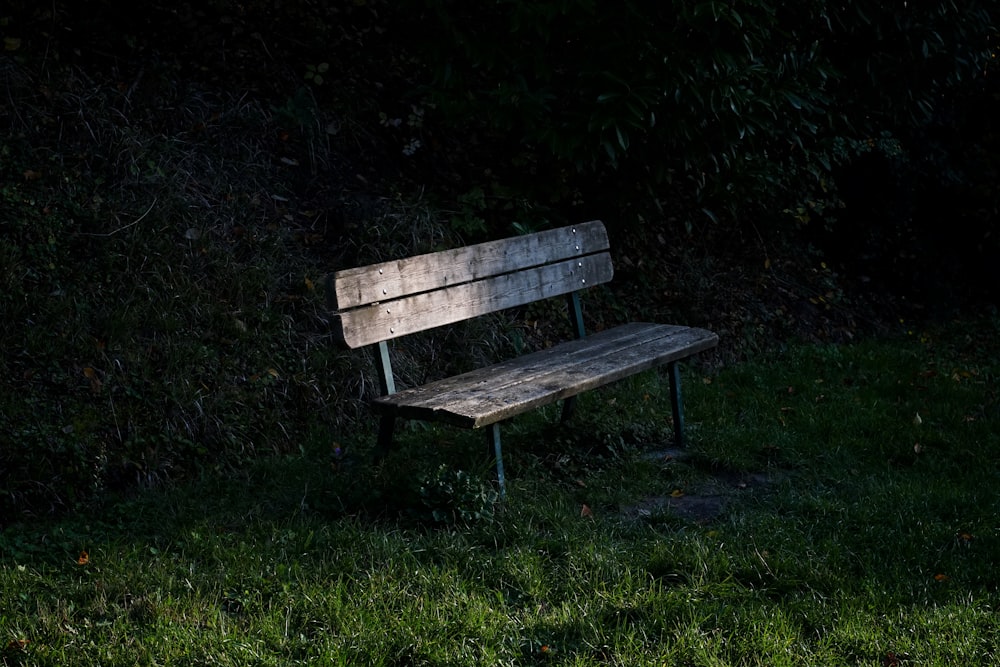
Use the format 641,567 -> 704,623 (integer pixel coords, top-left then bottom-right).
912,412 -> 922,426
580,504 -> 593,518
77,550 -> 89,565
83,367 -> 102,393
6,639 -> 28,651
933,573 -> 949,582
670,489 -> 684,498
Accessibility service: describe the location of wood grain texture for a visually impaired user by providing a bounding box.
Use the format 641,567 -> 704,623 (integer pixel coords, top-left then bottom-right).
333,253 -> 613,348
371,322 -> 719,428
330,220 -> 609,310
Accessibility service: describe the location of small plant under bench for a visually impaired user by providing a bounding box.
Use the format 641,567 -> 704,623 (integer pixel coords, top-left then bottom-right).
327,220 -> 718,496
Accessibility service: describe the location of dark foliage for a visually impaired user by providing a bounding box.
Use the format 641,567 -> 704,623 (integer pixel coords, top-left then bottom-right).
1,0 -> 997,518
394,0 -> 998,298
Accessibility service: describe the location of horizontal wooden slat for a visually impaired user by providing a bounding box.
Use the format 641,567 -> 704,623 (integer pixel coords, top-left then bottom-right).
333,253 -> 614,348
371,322 -> 719,428
330,220 -> 609,309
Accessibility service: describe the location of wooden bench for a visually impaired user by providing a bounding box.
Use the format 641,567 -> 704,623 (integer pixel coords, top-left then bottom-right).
328,220 -> 718,496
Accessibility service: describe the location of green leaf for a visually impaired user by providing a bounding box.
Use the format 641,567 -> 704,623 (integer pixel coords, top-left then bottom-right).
602,140 -> 617,161
615,126 -> 630,151
784,91 -> 805,110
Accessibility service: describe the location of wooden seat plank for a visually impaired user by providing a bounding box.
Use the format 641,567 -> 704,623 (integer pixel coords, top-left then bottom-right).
373,322 -> 687,406
372,322 -> 718,428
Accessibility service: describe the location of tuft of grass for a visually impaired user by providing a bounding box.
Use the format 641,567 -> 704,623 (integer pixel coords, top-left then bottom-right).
2,320 -> 998,665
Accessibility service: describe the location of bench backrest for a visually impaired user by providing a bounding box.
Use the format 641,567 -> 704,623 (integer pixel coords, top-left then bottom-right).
329,220 -> 613,348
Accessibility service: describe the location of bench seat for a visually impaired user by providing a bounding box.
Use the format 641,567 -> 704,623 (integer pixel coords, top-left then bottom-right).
373,322 -> 718,429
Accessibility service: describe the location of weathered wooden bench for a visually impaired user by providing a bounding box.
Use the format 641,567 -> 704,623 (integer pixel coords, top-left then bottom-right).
328,220 -> 718,496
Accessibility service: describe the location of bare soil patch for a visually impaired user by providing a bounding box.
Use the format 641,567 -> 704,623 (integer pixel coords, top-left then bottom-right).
623,449 -> 786,523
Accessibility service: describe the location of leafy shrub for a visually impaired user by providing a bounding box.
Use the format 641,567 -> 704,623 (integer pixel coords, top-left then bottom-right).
416,464 -> 499,525
0,46 -> 368,519
397,0 -> 996,233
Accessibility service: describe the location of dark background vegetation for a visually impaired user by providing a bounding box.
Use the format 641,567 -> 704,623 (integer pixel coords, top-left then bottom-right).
1,0 -> 997,519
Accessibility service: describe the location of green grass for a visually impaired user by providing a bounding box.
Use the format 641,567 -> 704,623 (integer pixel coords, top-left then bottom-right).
2,320 -> 999,666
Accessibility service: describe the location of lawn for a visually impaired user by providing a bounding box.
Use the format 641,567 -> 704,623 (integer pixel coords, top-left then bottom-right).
2,318 -> 998,666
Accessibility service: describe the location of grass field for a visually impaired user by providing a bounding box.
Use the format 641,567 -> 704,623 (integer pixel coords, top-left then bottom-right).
2,318 -> 998,666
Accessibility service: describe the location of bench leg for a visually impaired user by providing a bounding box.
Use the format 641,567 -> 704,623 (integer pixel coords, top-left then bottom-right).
487,423 -> 506,500
374,415 -> 396,460
668,361 -> 686,447
560,396 -> 578,423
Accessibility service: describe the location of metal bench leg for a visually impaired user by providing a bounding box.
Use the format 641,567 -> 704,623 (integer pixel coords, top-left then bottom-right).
668,361 -> 686,447
374,415 -> 396,460
560,396 -> 578,423
487,423 -> 506,500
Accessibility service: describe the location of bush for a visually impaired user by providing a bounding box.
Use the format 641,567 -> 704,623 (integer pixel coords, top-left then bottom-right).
396,0 -> 996,234
417,464 -> 499,525
0,48 -> 365,519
